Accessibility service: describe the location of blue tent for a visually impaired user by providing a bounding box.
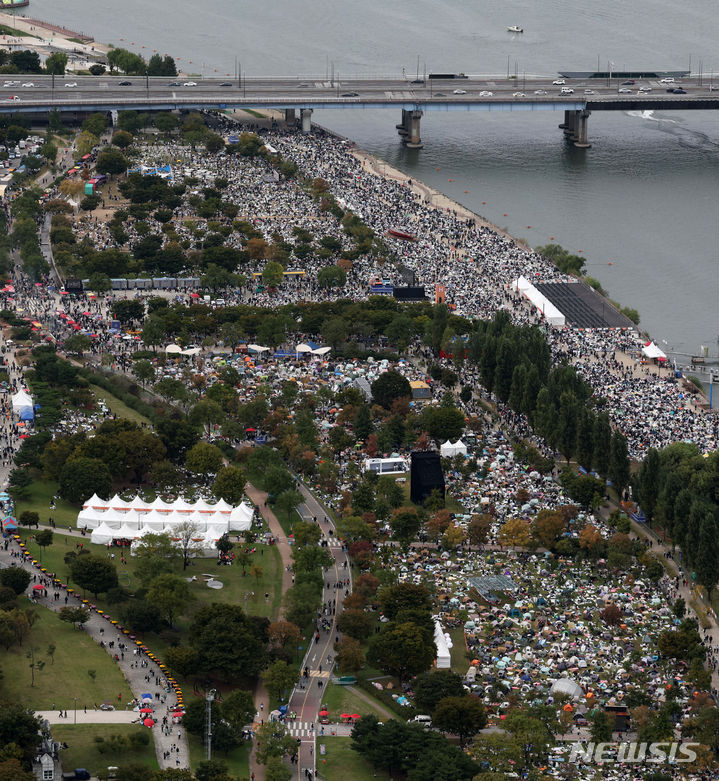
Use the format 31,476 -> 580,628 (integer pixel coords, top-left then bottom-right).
20,408 -> 34,421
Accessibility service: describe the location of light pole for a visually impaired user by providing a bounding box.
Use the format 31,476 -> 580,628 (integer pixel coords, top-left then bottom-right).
73,696 -> 78,724
205,688 -> 216,761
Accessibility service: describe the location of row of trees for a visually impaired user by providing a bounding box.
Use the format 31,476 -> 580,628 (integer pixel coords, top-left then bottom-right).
634,443 -> 719,598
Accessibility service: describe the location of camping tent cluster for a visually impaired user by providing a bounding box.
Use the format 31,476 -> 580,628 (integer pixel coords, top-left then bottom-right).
79,494 -> 254,549
440,440 -> 468,458
11,389 -> 34,422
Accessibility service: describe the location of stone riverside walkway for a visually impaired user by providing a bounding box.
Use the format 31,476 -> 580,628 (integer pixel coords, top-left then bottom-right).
0,540 -> 189,771
244,483 -> 294,781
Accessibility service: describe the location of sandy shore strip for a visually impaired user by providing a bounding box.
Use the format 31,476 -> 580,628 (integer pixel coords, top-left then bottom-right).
0,11 -> 110,56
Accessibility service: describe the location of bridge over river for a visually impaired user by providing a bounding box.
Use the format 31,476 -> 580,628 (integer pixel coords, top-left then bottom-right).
2,72 -> 718,148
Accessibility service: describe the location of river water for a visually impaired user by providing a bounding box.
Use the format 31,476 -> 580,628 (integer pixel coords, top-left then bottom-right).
25,0 -> 719,364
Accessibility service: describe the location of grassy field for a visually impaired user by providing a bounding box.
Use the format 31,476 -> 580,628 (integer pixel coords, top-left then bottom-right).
317,736 -> 389,781
0,605 -> 132,710
89,384 -> 152,425
321,684 -> 391,722
15,479 -> 81,528
448,627 -> 469,674
187,732 -> 250,778
52,724 -> 158,776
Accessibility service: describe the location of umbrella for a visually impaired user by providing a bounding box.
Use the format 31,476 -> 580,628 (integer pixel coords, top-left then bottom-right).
143,718 -> 155,727
351,714 -> 361,719
32,584 -> 44,591
140,707 -> 153,713
318,710 -> 329,716
340,713 -> 351,719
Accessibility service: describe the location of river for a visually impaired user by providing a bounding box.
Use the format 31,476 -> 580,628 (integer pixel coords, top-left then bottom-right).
22,0 -> 719,367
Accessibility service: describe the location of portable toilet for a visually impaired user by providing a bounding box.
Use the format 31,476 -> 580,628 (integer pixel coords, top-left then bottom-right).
84,181 -> 95,195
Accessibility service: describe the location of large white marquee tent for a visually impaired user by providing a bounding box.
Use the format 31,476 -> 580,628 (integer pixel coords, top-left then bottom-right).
80,494 -> 254,548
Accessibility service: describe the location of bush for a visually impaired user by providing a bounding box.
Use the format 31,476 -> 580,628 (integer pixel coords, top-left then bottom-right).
80,194 -> 101,211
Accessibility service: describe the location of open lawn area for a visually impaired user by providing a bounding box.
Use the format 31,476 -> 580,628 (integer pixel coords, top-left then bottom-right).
449,627 -> 469,674
52,724 -> 158,777
0,604 -> 132,710
15,479 -> 81,528
321,684 -> 392,722
187,731 -> 250,778
89,384 -> 153,425
317,736 -> 389,781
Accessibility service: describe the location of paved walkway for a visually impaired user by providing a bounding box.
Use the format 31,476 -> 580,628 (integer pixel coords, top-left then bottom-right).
0,542 -> 189,770
244,482 -> 294,781
37,710 -> 138,725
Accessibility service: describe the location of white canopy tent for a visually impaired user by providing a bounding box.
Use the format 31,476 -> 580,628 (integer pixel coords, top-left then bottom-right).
513,276 -> 566,327
229,503 -> 254,531
11,390 -> 33,415
440,440 -> 468,458
434,619 -> 451,669
642,341 -> 667,361
90,522 -> 115,545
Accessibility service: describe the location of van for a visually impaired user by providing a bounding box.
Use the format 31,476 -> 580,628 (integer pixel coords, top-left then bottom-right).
412,714 -> 432,727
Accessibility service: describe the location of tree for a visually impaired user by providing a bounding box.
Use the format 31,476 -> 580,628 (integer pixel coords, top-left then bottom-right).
212,466 -> 246,505
96,147 -> 128,177
45,51 -> 68,75
371,371 -> 411,409
432,696 -> 487,747
132,359 -> 156,387
468,514 -> 492,547
590,710 -> 613,742
112,130 -> 134,149
367,622 -> 436,681
265,756 -> 292,781
414,670 -> 465,714
59,457 -> 111,504
58,606 -> 90,629
165,646 -> 200,678
389,507 -> 422,548
35,529 -> 53,561
273,490 -> 303,526
317,265 -> 347,288
0,704 -> 42,764
262,261 -> 284,288
63,333 -> 92,355
531,509 -> 566,550
155,113 -> 179,135
87,272 -> 112,293
189,399 -> 224,436
336,609 -> 372,640
174,521 -> 204,570
70,555 -> 118,597
89,63 -> 106,76
335,636 -> 364,672
0,567 -> 31,595
262,659 -> 296,702
190,603 -> 268,679
147,574 -> 191,626
76,130 -> 99,158
132,532 -> 182,585
378,583 -> 432,620
498,517 -> 531,549
609,430 -> 630,497
255,722 -> 298,765
185,442 -> 223,475
268,619 -> 302,654
205,132 -> 225,153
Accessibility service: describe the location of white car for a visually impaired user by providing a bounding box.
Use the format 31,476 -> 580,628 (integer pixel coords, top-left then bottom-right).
453,88 -> 467,94
183,81 -> 198,87
534,89 -> 547,95
552,79 -> 566,85
21,82 -> 34,88
512,91 -> 525,97
617,87 -> 632,94
479,90 -> 494,96
638,86 -> 652,92
64,82 -> 78,88
560,87 -> 574,94
659,77 -> 675,83
584,89 -> 596,94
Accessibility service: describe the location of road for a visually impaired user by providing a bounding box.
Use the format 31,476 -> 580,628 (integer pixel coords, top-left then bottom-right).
1,74 -> 718,113
287,482 -> 351,780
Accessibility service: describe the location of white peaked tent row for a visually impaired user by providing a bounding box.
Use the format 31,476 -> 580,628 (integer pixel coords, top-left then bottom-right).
512,276 -> 566,327
80,494 -> 254,547
434,618 -> 452,669
11,389 -> 33,415
440,440 -> 468,458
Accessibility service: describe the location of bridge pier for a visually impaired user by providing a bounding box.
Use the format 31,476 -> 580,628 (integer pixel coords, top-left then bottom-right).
573,109 -> 591,148
403,110 -> 423,149
284,108 -> 296,125
300,108 -> 313,134
396,109 -> 409,137
562,110 -> 577,136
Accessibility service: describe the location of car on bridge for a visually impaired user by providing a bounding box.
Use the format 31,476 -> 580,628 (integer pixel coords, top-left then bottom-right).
584,89 -> 596,94
639,86 -> 652,92
622,79 -> 635,85
341,92 -> 359,97
480,90 -> 494,96
168,81 -> 181,87
534,89 -> 547,95
65,82 -> 78,88
552,79 -> 565,85
453,89 -> 467,94
512,92 -> 526,97
667,87 -> 687,94
21,82 -> 34,88
660,77 -> 675,83
560,87 -> 574,94
184,81 -> 198,87
617,88 -> 632,94
119,81 -> 132,86
219,82 -> 233,87
6,95 -> 20,101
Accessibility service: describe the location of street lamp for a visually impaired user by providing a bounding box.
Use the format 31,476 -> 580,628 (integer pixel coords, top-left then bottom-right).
73,696 -> 78,724
205,688 -> 216,761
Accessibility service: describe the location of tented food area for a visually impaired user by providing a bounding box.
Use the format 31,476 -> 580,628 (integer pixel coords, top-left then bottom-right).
79,493 -> 255,549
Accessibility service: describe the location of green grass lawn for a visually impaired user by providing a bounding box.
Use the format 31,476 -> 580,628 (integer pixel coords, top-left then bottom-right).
397,473 -> 463,513
448,627 -> 468,674
317,736 -> 389,781
52,724 -> 158,776
0,604 -> 132,710
89,384 -> 153,425
187,732 -> 250,778
321,684 -> 391,722
15,479 -> 81,528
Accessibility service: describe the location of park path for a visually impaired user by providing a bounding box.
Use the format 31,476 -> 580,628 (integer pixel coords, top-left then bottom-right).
0,542 -> 190,771
244,482 -> 294,781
